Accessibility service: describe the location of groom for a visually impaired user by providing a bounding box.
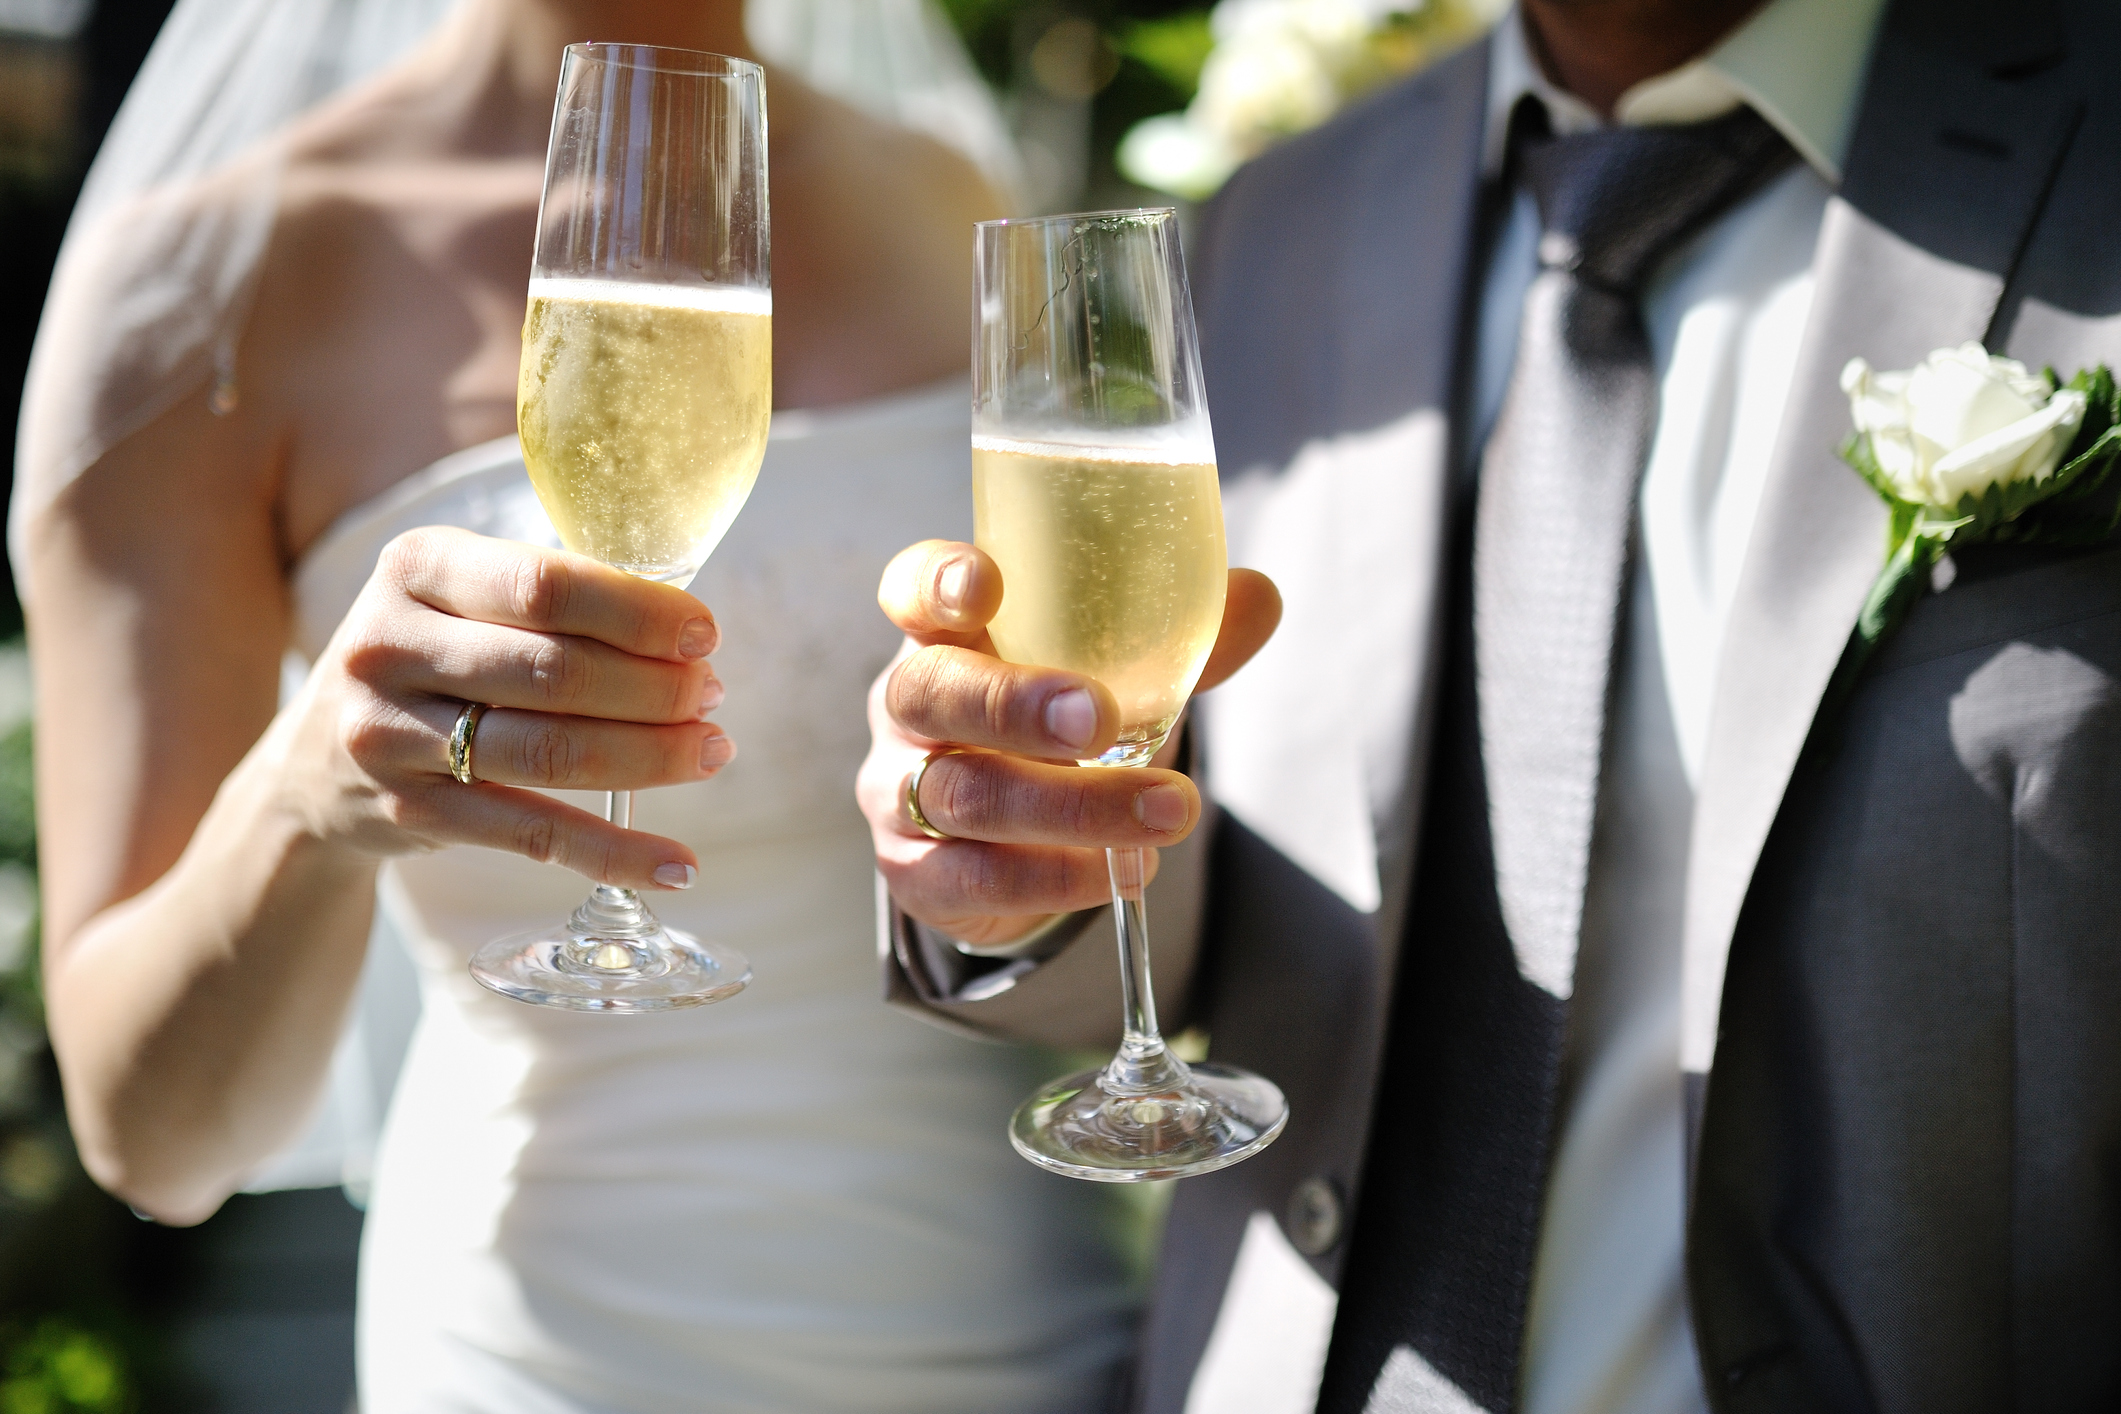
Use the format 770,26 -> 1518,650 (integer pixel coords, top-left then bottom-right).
862,0 -> 2121,1408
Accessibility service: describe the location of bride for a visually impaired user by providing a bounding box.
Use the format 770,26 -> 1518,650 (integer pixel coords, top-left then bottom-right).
15,0 -> 1140,1407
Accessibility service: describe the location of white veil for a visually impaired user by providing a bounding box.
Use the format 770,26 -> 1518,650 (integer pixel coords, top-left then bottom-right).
749,0 -> 1018,193
11,0 -> 1016,580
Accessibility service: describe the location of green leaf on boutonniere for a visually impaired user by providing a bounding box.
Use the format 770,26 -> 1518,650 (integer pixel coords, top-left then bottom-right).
1815,484 -> 1940,734
1996,365 -> 2121,546
1837,426 -> 1925,550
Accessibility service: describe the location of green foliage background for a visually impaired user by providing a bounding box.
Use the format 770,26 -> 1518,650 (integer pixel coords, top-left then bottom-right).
0,699 -> 181,1409
935,0 -> 1214,201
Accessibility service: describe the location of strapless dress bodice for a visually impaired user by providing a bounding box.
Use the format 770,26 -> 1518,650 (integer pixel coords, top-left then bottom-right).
287,381 -> 1135,1413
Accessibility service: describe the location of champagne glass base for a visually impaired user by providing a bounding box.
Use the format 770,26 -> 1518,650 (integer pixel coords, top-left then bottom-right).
1010,1061 -> 1287,1182
469,914 -> 750,1013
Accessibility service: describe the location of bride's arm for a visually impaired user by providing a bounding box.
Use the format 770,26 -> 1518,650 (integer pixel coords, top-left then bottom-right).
31,385 -> 356,1227
28,395 -> 732,1225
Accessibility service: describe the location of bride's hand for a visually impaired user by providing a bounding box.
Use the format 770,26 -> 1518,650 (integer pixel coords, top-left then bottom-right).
282,526 -> 730,891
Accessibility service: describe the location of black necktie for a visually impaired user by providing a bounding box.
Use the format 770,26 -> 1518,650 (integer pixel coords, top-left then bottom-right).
1316,102 -> 1795,1414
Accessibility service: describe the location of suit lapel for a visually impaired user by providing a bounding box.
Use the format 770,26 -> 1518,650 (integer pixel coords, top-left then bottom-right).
1682,4 -> 2082,1075
1204,44 -> 1487,967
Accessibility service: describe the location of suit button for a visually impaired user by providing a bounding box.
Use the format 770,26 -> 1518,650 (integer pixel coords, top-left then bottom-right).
1286,1177 -> 1344,1256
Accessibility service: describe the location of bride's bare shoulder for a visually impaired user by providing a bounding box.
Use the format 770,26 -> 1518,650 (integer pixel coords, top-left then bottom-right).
268,59 -> 540,257
774,75 -> 1003,235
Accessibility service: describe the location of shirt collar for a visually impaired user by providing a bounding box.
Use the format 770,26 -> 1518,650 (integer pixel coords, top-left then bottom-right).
1481,0 -> 1889,185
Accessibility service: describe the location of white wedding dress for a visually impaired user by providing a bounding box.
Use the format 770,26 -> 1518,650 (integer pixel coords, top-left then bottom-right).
288,380 -> 1137,1412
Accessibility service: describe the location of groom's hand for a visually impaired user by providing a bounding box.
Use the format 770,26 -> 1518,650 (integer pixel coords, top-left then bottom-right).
858,539 -> 1280,947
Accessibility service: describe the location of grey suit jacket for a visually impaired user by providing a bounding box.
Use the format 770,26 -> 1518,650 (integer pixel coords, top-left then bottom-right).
886,0 -> 2121,1409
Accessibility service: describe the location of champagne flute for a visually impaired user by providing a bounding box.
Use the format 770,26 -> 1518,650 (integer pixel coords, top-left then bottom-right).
975,209 -> 1287,1179
469,44 -> 769,1012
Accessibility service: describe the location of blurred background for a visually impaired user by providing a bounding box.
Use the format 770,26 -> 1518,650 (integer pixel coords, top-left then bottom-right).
0,0 -> 1498,1406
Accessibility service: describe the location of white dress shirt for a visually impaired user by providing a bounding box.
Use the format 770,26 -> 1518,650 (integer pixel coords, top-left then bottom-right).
1470,2 -> 1888,1411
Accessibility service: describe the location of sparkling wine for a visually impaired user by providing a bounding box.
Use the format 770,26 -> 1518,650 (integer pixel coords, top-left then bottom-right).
519,278 -> 772,581
973,436 -> 1227,756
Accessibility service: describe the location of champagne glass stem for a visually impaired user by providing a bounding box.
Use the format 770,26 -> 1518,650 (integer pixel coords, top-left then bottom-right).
562,790 -> 649,968
1103,845 -> 1189,1096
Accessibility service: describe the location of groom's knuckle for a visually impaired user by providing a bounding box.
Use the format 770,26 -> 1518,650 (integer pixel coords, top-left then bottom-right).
927,840 -> 984,899
933,756 -> 999,833
883,655 -> 922,716
888,652 -> 949,732
977,669 -> 1022,741
1048,774 -> 1097,835
956,844 -> 1016,907
900,650 -> 1013,743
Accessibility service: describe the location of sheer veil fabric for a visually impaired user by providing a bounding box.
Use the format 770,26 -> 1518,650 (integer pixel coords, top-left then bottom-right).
11,0 -> 454,579
9,0 -> 1017,583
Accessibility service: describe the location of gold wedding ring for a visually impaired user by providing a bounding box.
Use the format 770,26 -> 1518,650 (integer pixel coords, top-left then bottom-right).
904,748 -> 964,840
449,702 -> 490,785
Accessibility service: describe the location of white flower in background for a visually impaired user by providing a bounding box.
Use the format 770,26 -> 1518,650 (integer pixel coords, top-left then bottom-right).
1194,0 -> 1371,152
1116,114 -> 1240,201
1118,0 -> 1501,199
1841,343 -> 2089,508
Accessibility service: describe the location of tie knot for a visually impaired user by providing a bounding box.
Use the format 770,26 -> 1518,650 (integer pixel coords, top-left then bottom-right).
1511,100 -> 1796,295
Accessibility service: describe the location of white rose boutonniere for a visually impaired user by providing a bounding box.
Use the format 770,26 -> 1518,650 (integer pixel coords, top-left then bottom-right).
1844,343 -> 2087,509
1825,343 -> 2121,712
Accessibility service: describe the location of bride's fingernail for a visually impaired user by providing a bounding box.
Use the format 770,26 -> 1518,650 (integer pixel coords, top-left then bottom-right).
701,734 -> 738,769
678,618 -> 717,659
1134,784 -> 1190,833
653,862 -> 697,889
698,677 -> 726,716
1044,688 -> 1096,750
936,558 -> 971,615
